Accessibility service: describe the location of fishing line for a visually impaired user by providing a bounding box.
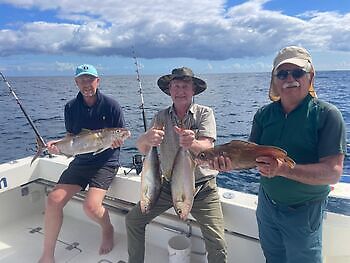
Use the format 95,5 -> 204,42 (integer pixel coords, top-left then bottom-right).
0,72 -> 47,148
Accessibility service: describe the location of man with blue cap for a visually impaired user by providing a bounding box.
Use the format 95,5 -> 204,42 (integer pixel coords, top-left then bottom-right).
39,64 -> 126,263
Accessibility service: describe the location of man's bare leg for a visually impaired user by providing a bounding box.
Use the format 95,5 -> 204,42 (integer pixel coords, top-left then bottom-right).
38,184 -> 80,263
83,187 -> 114,255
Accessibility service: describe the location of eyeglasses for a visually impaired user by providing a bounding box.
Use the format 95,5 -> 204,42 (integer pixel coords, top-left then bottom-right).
275,69 -> 309,80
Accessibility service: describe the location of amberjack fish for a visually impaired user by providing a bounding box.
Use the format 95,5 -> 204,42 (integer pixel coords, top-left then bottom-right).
140,146 -> 162,214
171,147 -> 196,221
31,128 -> 131,165
195,140 -> 295,170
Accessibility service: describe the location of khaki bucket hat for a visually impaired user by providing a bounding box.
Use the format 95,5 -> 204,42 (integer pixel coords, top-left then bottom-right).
269,46 -> 317,101
157,67 -> 207,96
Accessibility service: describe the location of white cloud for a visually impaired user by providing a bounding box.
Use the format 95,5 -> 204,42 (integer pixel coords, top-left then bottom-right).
55,61 -> 75,71
0,0 -> 350,60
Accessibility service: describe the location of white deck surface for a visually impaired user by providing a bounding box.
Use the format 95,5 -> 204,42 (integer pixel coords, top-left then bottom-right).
0,201 -> 174,263
0,181 -> 207,263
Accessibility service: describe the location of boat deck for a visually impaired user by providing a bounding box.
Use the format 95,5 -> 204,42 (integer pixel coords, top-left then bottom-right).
0,209 -> 177,263
1,156 -> 350,263
0,181 -> 206,263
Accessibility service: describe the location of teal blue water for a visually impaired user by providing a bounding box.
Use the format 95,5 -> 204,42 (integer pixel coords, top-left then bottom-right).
1,72 -> 349,214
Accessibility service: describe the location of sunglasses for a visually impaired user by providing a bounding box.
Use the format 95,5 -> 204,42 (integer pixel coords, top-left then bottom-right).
275,69 -> 309,80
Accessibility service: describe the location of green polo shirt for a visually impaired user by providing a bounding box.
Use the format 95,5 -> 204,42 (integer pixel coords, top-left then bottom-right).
151,103 -> 218,183
249,94 -> 347,205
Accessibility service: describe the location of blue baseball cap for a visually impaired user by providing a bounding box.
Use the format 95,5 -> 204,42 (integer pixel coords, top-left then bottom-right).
75,64 -> 99,78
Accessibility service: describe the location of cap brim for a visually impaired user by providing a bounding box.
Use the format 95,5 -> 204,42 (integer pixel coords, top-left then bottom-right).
274,58 -> 309,71
157,75 -> 207,95
75,72 -> 99,78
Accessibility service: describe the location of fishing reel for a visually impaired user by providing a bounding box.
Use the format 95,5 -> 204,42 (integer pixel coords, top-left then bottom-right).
123,154 -> 144,175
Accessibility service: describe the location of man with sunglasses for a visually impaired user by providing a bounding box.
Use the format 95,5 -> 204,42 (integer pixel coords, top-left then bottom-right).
211,46 -> 346,263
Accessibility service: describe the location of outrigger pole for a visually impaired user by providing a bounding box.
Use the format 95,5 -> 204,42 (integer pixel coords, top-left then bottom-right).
132,48 -> 148,132
0,72 -> 47,147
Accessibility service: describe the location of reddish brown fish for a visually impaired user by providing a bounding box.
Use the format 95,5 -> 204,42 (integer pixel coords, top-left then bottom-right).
195,140 -> 295,169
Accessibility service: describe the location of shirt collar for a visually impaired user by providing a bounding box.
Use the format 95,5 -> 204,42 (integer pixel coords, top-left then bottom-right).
168,103 -> 196,116
276,93 -> 313,114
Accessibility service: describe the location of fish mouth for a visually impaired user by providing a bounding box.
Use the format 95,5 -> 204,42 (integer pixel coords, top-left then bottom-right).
194,159 -> 209,168
176,208 -> 189,221
140,203 -> 150,214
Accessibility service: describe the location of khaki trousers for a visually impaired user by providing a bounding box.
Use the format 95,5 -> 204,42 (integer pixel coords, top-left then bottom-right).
125,178 -> 227,263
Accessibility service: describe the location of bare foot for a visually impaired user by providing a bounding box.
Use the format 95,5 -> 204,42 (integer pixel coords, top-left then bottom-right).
99,224 -> 114,255
38,255 -> 55,263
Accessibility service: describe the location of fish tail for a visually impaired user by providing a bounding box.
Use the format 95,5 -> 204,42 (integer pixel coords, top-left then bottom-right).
31,137 -> 46,166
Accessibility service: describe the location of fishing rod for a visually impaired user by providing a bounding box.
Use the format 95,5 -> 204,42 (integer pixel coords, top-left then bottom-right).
123,49 -> 148,175
132,48 -> 148,132
0,72 -> 47,148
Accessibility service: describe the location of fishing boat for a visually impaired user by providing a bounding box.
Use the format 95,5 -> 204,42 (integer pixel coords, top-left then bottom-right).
1,154 -> 350,263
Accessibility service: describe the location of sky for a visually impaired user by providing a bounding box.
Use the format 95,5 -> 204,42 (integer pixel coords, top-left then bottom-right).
1,0 -> 350,76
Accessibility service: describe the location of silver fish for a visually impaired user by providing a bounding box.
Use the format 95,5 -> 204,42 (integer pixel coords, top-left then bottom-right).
171,147 -> 195,221
31,128 -> 131,165
140,146 -> 162,214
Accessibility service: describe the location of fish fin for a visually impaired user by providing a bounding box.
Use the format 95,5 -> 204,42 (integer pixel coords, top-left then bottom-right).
228,140 -> 258,148
31,137 -> 47,166
93,147 -> 108,155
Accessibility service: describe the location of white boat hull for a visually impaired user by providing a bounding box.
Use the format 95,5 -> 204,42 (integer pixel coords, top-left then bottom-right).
0,155 -> 349,262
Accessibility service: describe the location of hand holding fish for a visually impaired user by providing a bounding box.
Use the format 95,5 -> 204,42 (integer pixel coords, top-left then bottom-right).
145,127 -> 165,147
208,156 -> 233,172
46,140 -> 61,155
174,125 -> 195,149
256,156 -> 286,178
111,138 -> 124,149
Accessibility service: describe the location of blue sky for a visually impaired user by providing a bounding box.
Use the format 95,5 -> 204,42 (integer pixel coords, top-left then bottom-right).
1,0 -> 350,76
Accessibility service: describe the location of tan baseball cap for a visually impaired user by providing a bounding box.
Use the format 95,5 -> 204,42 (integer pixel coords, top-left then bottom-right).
269,46 -> 317,101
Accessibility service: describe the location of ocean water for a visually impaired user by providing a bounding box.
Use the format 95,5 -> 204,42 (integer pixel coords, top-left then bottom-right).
0,71 -> 349,214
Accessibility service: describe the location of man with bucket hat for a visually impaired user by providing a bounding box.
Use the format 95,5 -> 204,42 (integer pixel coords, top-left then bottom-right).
39,64 -> 126,262
126,67 -> 227,263
214,46 -> 346,262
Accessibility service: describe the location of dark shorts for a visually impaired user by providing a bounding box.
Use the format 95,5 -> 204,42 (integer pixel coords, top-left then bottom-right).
58,163 -> 119,190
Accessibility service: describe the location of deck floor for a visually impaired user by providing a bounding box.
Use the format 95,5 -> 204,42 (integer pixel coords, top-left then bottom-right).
0,212 -> 170,263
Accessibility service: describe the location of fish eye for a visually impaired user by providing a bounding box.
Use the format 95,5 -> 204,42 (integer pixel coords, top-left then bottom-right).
198,153 -> 206,159
177,209 -> 182,214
